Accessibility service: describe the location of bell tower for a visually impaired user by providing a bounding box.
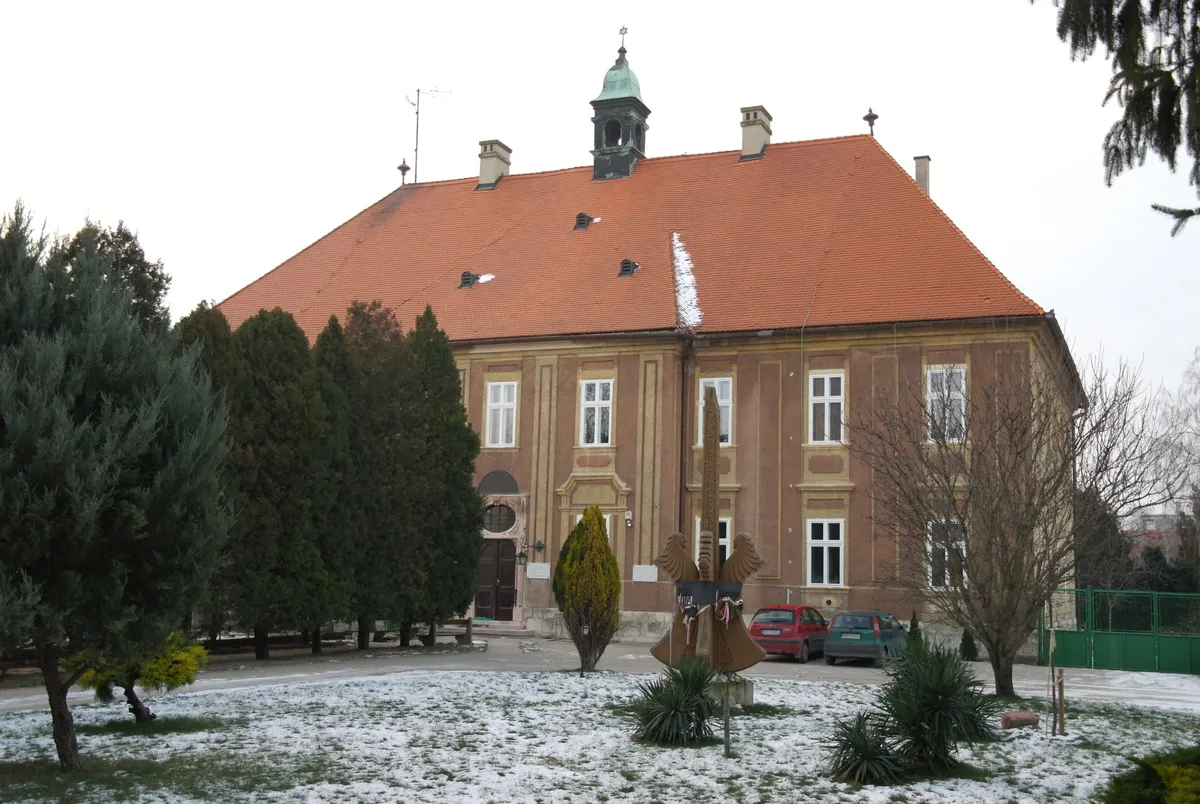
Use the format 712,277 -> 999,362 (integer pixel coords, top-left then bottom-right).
590,29 -> 651,180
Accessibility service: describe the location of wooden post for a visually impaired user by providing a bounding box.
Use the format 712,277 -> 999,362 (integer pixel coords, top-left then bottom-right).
1056,669 -> 1066,735
722,677 -> 731,758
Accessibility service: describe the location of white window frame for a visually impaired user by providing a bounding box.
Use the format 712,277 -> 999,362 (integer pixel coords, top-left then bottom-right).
808,372 -> 845,444
693,517 -> 733,567
926,365 -> 966,443
485,381 -> 517,447
697,377 -> 733,446
928,521 -> 966,588
579,379 -> 614,447
806,519 -> 845,587
576,512 -> 615,541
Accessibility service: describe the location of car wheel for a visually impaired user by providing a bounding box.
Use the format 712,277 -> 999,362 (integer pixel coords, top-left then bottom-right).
825,654 -> 836,666
796,641 -> 809,664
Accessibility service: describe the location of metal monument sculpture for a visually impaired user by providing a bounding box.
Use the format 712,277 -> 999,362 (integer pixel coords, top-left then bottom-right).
650,386 -> 766,673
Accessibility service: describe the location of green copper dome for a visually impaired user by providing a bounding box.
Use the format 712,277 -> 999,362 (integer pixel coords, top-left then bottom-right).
593,47 -> 643,103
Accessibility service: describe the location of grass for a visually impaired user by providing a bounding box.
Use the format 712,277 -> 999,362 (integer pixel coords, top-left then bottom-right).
737,702 -> 794,718
73,715 -> 233,737
0,753 -> 335,804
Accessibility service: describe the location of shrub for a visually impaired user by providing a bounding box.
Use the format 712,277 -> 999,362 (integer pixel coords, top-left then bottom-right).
826,712 -> 904,785
827,640 -> 999,783
552,505 -> 621,672
879,641 -> 999,773
907,611 -> 923,649
69,632 -> 208,722
959,629 -> 979,661
1101,745 -> 1200,804
631,659 -> 718,746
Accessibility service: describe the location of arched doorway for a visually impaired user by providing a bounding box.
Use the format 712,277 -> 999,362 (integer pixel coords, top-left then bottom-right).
477,503 -> 518,620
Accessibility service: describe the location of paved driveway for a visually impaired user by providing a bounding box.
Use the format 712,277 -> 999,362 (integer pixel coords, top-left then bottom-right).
3,636 -> 1198,713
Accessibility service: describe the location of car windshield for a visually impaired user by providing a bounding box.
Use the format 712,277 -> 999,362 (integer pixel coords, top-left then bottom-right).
752,609 -> 795,624
831,614 -> 873,630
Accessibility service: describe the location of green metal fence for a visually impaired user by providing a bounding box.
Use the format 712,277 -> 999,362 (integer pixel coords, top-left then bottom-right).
1038,589 -> 1200,674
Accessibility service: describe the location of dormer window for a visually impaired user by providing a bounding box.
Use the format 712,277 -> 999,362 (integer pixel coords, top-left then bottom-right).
575,213 -> 593,231
459,271 -> 478,289
619,259 -> 639,277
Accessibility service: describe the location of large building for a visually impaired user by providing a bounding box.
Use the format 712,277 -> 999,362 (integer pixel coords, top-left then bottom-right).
220,45 -> 1075,637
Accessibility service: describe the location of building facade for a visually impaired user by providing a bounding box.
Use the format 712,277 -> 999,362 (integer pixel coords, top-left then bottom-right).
220,45 -> 1078,635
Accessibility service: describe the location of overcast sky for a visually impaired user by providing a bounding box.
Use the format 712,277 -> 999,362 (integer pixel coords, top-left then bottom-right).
2,1 -> 1195,391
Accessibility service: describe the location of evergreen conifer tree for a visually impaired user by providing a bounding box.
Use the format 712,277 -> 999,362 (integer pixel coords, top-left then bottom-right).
959,628 -> 979,661
227,308 -> 329,659
310,316 -> 358,652
0,206 -> 228,769
405,306 -> 483,631
175,302 -> 243,641
908,611 -> 923,649
1047,1 -> 1200,235
50,220 -> 172,330
342,301 -> 412,648
553,505 -> 621,672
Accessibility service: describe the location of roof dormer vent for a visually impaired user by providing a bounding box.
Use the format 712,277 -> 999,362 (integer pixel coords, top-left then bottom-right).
459,271 -> 479,289
618,259 -> 639,277
574,212 -> 593,230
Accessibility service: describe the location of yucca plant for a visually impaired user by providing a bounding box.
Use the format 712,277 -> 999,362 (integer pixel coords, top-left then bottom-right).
877,641 -> 1000,773
827,640 -> 999,783
631,659 -> 718,746
826,712 -> 904,785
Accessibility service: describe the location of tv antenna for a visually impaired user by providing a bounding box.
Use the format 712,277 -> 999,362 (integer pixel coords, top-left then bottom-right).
404,87 -> 451,184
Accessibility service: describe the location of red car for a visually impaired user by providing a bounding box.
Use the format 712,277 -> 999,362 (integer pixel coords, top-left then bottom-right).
748,605 -> 829,663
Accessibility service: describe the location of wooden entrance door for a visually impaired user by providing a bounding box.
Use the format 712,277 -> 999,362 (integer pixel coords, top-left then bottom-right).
475,540 -> 516,621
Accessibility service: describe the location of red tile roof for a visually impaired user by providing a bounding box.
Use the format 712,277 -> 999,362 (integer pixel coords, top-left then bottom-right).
219,135 -> 1043,341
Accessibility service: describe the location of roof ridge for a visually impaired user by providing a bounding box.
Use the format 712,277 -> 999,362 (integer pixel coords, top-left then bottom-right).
382,133 -> 879,188
864,138 -> 1044,316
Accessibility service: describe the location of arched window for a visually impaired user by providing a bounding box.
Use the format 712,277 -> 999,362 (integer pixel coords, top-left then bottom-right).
483,504 -> 516,533
478,470 -> 519,496
604,120 -> 621,148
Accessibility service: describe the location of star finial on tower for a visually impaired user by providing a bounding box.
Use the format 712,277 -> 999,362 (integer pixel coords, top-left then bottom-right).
619,26 -> 628,47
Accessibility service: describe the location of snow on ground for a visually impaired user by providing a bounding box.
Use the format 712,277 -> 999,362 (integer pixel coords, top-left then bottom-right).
2,670 -> 1198,803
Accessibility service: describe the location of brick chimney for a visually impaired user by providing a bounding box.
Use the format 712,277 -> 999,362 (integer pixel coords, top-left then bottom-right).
914,155 -> 931,195
478,140 -> 512,189
740,106 -> 772,160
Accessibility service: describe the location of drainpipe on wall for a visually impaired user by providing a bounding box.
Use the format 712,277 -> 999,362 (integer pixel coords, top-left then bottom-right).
677,337 -> 695,535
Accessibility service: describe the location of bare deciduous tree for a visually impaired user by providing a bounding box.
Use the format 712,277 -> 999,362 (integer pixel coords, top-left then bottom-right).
849,351 -> 1180,697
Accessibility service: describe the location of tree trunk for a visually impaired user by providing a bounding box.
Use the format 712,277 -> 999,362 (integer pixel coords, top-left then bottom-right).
123,685 -> 157,722
357,617 -> 371,650
399,621 -> 412,646
253,624 -> 270,660
311,626 -> 322,655
39,645 -> 82,771
988,646 -> 1017,698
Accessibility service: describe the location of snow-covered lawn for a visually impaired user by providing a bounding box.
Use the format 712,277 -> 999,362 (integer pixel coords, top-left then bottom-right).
1,670 -> 1198,803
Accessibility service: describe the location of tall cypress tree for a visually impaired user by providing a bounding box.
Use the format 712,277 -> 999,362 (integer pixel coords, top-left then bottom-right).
342,301 -> 413,648
0,206 -> 228,769
227,308 -> 328,659
310,316 -> 356,653
406,306 -> 483,630
175,302 -> 242,641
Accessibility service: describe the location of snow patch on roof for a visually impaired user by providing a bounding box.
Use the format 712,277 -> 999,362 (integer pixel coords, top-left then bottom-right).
477,274 -> 496,284
671,232 -> 702,332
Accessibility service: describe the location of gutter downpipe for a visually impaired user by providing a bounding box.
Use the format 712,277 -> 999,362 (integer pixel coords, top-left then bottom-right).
678,336 -> 695,535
